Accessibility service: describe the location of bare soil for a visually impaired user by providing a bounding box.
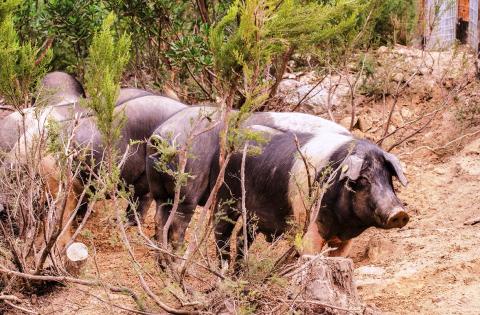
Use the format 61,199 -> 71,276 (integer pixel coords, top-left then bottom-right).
352,140 -> 480,315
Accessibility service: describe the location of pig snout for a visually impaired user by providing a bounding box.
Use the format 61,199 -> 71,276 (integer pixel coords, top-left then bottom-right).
384,207 -> 409,229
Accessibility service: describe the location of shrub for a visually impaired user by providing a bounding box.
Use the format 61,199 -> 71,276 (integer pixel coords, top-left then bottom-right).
370,0 -> 418,45
0,0 -> 52,108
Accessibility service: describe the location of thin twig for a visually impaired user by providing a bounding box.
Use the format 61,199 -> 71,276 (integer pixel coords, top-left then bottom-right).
0,105 -> 15,111
399,129 -> 480,157
74,286 -> 154,315
388,79 -> 470,152
0,294 -> 22,302
291,72 -> 328,112
240,143 -> 249,265
3,300 -> 38,314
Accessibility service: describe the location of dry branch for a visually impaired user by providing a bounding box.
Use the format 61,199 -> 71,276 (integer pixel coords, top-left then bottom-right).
240,143 -> 249,265
400,129 -> 480,157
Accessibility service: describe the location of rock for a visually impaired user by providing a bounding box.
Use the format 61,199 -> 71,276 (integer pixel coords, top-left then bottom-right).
296,84 -> 328,106
391,111 -> 404,127
456,136 -> 480,176
286,73 -> 296,79
356,266 -> 386,277
278,78 -> 302,91
355,278 -> 385,289
339,116 -> 355,130
365,236 -> 397,263
392,72 -> 404,83
298,71 -> 317,83
419,66 -> 431,76
401,107 -> 413,119
377,46 -> 389,54
388,124 -> 396,134
66,242 -> 88,261
456,156 -> 480,176
433,167 -> 447,175
462,138 -> 480,156
358,115 -> 373,132
394,265 -> 419,278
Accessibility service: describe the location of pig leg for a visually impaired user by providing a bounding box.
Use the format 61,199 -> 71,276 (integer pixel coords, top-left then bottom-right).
126,172 -> 153,226
301,221 -> 326,255
154,201 -> 195,269
327,238 -> 353,257
234,215 -> 257,273
154,202 -> 195,250
214,205 -> 241,268
154,202 -> 170,244
168,203 -> 196,250
126,193 -> 153,226
39,156 -> 81,254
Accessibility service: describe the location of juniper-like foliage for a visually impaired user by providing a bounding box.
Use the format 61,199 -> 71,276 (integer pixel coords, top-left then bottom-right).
0,0 -> 52,108
83,12 -> 131,150
209,0 -> 376,111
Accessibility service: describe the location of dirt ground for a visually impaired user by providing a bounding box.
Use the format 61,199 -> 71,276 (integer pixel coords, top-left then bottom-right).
2,46 -> 480,314
352,138 -> 480,315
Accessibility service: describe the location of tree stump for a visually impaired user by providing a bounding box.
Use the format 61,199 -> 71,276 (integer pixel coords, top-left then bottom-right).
288,256 -> 375,315
65,242 -> 88,275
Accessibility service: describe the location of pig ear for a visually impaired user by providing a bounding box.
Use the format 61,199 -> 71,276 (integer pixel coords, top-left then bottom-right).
383,152 -> 408,187
339,155 -> 364,181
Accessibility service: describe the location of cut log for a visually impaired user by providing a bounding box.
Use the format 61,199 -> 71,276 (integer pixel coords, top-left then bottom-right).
65,242 -> 88,275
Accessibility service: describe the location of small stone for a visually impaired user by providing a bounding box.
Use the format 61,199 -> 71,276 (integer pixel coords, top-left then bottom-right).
401,107 -> 413,119
462,138 -> 480,156
286,73 -> 296,79
419,66 -> 430,75
366,236 -> 396,263
391,111 -> 404,127
433,167 -> 446,175
358,115 -> 373,132
339,116 -> 358,130
388,124 -> 396,134
392,72 -> 404,82
377,46 -> 388,54
356,265 -> 386,276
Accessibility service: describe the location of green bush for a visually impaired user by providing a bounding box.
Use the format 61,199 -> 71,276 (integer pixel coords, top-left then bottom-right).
14,0 -> 107,75
371,0 -> 418,45
209,0 -> 374,108
84,12 -> 130,150
0,0 -> 52,108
